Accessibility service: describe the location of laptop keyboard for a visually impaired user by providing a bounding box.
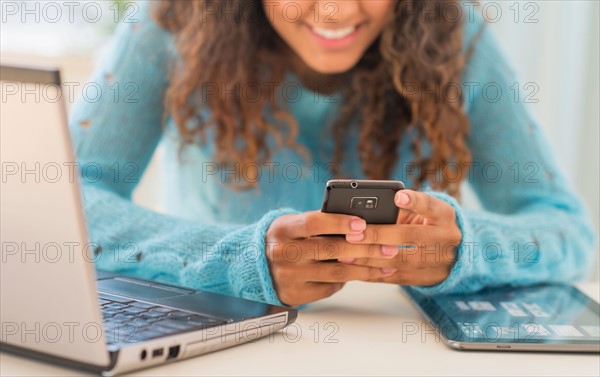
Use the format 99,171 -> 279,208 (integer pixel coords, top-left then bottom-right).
99,293 -> 229,345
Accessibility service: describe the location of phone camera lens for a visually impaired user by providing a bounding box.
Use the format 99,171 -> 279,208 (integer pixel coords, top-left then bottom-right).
350,181 -> 358,189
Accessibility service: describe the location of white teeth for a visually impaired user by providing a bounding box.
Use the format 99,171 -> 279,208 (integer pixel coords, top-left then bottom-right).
311,25 -> 356,40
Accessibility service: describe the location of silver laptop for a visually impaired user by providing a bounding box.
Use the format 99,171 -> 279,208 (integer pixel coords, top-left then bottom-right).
0,65 -> 297,376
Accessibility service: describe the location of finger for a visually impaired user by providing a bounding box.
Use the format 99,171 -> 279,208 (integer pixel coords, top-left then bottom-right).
345,224 -> 448,246
308,237 -> 400,261
396,209 -> 418,224
305,262 -> 396,283
348,245 -> 456,267
346,257 -> 395,268
345,257 -> 454,284
268,237 -> 399,264
368,265 -> 452,286
394,190 -> 455,224
279,211 -> 366,239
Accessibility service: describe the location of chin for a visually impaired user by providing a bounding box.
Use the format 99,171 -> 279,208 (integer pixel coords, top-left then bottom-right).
303,54 -> 362,74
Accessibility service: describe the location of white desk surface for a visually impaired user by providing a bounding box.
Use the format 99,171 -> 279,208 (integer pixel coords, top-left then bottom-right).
2,282 -> 599,376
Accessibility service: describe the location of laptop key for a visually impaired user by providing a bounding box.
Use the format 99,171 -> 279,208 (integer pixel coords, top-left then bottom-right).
123,307 -> 147,314
141,311 -> 165,319
111,317 -> 133,324
129,318 -> 152,328
114,313 -> 135,319
104,321 -> 122,330
113,315 -> 134,322
106,303 -> 128,310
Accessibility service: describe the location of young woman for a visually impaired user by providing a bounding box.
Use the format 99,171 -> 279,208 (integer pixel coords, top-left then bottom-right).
70,1 -> 596,307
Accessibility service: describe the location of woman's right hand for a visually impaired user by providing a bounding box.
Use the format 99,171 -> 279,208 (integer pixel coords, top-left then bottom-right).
265,211 -> 399,306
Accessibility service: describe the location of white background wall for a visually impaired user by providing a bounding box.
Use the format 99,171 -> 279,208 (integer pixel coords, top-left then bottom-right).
2,0 -> 598,279
483,1 -> 600,279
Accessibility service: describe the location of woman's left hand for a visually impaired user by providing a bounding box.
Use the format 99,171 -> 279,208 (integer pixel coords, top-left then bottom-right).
340,190 -> 462,286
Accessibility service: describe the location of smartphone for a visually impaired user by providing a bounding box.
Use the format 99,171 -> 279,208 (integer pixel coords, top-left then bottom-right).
321,179 -> 405,224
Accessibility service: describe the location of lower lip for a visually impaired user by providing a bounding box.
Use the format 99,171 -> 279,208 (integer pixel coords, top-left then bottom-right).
306,25 -> 362,50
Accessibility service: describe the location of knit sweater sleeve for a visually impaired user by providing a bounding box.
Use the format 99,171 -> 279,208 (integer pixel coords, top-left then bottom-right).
68,2 -> 292,305
411,18 -> 597,295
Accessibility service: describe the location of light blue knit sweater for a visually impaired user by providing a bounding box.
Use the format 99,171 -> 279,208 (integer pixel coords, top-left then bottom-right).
69,3 -> 596,306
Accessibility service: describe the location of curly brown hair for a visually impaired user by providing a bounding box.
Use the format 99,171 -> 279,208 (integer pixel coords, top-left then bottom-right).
154,0 -> 474,198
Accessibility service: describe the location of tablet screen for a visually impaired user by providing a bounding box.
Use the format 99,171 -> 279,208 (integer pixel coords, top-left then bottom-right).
406,284 -> 600,345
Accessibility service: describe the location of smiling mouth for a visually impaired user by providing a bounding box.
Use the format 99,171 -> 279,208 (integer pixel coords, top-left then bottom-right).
308,24 -> 361,40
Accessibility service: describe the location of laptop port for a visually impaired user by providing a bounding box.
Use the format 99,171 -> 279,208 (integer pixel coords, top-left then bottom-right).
152,348 -> 164,358
140,349 -> 147,361
167,345 -> 180,360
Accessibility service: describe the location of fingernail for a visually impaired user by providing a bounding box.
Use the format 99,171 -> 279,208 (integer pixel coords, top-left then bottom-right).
395,191 -> 410,206
381,268 -> 397,276
350,218 -> 366,232
339,258 -> 355,263
346,233 -> 364,242
381,245 -> 398,257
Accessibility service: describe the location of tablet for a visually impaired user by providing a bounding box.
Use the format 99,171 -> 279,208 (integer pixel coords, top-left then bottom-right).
405,284 -> 600,352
